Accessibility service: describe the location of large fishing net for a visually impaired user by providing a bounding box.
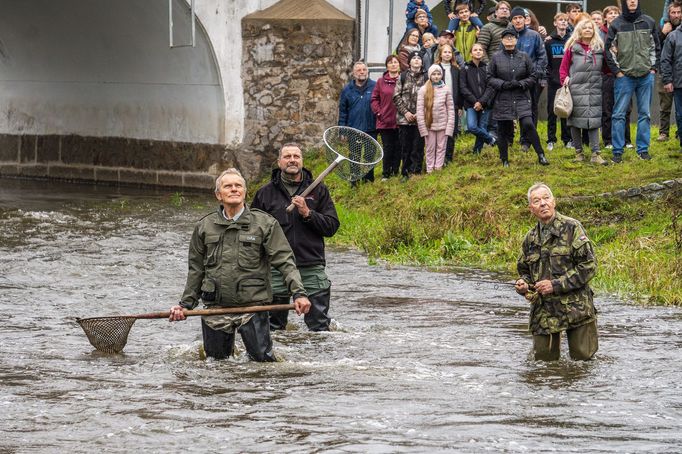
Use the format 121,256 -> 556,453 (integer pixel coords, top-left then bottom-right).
323,126 -> 383,182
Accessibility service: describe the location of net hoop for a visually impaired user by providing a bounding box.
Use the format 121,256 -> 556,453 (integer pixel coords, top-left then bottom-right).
323,126 -> 383,165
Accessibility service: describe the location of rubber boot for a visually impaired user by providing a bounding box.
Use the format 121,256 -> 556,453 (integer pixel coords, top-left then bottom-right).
239,312 -> 277,362
201,319 -> 236,360
304,288 -> 331,332
269,295 -> 291,331
591,152 -> 608,165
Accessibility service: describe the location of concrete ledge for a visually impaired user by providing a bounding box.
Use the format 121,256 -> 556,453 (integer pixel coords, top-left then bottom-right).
0,133 -> 261,190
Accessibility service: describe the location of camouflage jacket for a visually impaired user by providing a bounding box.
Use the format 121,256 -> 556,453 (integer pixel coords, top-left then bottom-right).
517,212 -> 597,335
179,205 -> 306,309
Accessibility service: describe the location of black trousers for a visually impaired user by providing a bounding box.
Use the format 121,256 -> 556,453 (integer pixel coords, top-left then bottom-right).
547,84 -> 570,144
378,128 -> 401,178
497,117 -> 544,162
269,288 -> 332,332
399,124 -> 424,176
201,312 -> 276,362
520,84 -> 543,146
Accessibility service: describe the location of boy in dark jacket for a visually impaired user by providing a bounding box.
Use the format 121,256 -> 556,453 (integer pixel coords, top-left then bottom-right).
544,12 -> 571,150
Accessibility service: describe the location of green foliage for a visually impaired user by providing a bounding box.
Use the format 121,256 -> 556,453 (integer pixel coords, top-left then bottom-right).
170,192 -> 185,207
265,123 -> 682,305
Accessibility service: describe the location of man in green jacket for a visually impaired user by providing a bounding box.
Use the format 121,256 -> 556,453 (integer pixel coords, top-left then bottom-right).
169,168 -> 311,361
515,183 -> 599,361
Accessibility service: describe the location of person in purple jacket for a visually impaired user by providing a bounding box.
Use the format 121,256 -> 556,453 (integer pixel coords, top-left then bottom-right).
371,55 -> 402,180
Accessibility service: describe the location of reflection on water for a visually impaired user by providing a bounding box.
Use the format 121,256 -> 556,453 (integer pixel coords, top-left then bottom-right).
1,178 -> 681,452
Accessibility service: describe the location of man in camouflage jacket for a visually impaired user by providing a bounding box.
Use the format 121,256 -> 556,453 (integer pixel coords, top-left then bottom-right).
515,183 -> 599,361
169,168 -> 311,362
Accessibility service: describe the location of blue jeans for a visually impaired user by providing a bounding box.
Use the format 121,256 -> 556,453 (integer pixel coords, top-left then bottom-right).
447,16 -> 484,31
674,88 -> 682,146
466,107 -> 492,151
612,73 -> 654,155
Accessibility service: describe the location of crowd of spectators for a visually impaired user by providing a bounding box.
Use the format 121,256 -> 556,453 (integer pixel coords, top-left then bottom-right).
338,0 -> 680,180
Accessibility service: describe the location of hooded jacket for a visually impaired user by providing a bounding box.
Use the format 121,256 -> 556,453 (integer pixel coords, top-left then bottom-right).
371,71 -> 400,129
251,168 -> 340,268
545,30 -> 569,86
605,0 -> 660,77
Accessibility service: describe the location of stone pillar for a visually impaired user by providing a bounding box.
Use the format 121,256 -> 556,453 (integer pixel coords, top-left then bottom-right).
242,0 -> 354,164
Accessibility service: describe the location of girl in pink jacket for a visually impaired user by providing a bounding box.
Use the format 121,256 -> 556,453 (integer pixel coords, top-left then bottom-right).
417,64 -> 455,172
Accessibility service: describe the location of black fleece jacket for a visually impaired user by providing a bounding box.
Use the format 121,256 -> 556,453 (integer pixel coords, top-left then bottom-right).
251,168 -> 340,267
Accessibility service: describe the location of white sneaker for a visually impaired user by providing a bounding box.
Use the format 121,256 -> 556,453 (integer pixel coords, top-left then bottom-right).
626,143 -> 634,149
566,141 -> 575,149
547,142 -> 555,151
605,144 -> 613,149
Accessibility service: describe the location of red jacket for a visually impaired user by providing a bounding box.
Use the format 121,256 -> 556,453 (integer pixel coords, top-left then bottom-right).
371,71 -> 399,129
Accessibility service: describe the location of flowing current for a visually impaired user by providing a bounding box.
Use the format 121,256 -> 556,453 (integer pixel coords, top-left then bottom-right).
0,179 -> 681,453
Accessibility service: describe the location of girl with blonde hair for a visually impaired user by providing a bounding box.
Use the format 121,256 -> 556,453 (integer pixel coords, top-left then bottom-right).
416,65 -> 455,172
434,43 -> 463,164
560,18 -> 608,165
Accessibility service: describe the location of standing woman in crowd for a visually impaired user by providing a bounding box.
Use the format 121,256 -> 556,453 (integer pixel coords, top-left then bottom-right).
487,28 -> 549,167
560,19 -> 609,165
435,43 -> 463,163
398,29 -> 422,71
460,43 -> 496,154
417,65 -> 455,173
393,52 -> 428,180
526,8 -> 548,39
371,55 -> 402,180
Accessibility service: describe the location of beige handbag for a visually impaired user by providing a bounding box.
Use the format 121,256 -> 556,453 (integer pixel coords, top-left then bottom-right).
553,83 -> 573,119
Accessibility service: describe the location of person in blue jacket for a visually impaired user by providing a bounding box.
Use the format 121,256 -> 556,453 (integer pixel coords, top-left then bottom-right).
338,61 -> 378,183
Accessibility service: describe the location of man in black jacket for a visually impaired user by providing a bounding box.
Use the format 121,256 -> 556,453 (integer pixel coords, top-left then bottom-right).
252,144 -> 340,331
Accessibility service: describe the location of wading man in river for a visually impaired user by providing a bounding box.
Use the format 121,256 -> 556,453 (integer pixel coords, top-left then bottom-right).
169,168 -> 311,361
515,183 -> 599,361
252,144 -> 340,331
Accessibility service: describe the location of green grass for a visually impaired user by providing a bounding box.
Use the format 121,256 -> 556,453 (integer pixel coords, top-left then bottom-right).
254,122 -> 682,305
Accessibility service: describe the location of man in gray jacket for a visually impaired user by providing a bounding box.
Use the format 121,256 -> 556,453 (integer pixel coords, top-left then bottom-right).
169,168 -> 311,361
661,10 -> 682,152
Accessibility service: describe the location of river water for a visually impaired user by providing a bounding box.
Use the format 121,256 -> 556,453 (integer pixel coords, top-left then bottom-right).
0,178 -> 681,453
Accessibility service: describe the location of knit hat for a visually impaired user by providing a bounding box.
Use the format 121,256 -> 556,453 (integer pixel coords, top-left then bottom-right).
415,8 -> 428,19
510,6 -> 526,18
408,51 -> 422,64
427,64 -> 443,78
500,27 -> 519,39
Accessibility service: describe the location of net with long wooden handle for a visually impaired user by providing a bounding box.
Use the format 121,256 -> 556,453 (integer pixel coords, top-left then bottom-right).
77,304 -> 295,353
324,126 -> 383,182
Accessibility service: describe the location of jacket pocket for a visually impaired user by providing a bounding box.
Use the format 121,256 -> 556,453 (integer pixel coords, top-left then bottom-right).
200,277 -> 219,303
237,277 -> 269,303
549,247 -> 572,277
204,235 -> 221,267
526,253 -> 541,277
238,233 -> 263,269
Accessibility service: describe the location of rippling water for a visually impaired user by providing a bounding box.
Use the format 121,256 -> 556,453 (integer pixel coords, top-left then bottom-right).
1,178 -> 681,453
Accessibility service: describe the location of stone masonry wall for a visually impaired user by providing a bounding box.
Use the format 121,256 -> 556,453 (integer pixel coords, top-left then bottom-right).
0,134 -> 263,191
241,19 -> 354,166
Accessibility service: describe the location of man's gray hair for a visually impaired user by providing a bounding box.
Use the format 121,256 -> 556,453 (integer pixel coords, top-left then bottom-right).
279,142 -> 302,158
353,60 -> 367,70
527,182 -> 554,204
215,168 -> 246,193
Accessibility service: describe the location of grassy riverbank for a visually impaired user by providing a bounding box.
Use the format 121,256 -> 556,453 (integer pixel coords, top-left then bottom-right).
296,123 -> 682,305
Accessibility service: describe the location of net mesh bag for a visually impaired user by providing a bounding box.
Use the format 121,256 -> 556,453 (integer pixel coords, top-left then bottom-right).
323,126 -> 383,182
77,316 -> 137,353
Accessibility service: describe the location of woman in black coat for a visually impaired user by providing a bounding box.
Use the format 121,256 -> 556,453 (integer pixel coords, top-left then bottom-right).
485,28 -> 548,167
